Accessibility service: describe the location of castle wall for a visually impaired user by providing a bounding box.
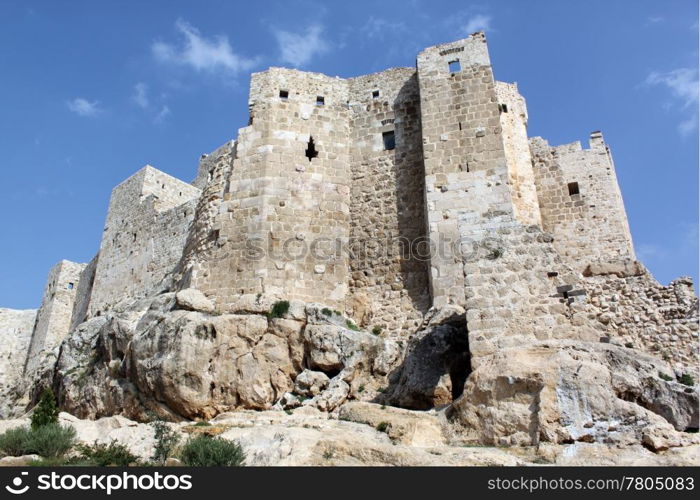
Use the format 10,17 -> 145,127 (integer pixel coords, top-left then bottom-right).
494,81 -> 541,227
89,166 -> 200,315
417,33 -> 516,308
530,133 -> 636,271
345,69 -> 430,333
69,253 -> 98,331
0,308 -> 36,416
24,260 -> 85,374
188,69 -> 352,309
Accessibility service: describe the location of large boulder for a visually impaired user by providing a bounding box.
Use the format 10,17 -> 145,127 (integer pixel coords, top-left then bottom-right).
447,341 -> 699,447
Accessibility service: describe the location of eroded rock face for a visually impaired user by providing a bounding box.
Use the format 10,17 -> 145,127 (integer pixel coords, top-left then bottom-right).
383,306 -> 470,409
446,341 -> 699,447
49,295 -> 401,421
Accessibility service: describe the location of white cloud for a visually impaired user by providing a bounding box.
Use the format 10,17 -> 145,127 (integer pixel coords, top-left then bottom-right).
646,16 -> 664,25
361,17 -> 407,39
154,105 -> 171,123
274,24 -> 329,67
462,14 -> 492,35
153,19 -> 256,74
133,82 -> 149,108
66,98 -> 100,117
646,67 -> 699,136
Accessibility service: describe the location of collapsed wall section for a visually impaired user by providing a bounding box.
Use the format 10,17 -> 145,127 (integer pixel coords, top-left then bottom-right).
89,166 -> 201,316
530,132 -> 636,271
346,68 -> 430,333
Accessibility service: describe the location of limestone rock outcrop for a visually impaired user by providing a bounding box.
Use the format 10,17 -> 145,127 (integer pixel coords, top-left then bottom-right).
48,295 -> 400,421
446,341 -> 699,447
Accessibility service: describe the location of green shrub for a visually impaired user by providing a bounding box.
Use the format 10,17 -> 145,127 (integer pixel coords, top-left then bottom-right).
659,371 -> 674,382
0,426 -> 32,457
321,307 -> 333,316
376,422 -> 390,433
679,373 -> 695,386
151,421 -> 180,466
28,424 -> 76,458
269,300 -> 290,319
75,440 -> 139,466
345,320 -> 360,331
372,326 -> 382,336
31,388 -> 59,430
0,424 -> 76,458
358,384 -> 365,393
180,435 -> 245,466
194,421 -> 211,427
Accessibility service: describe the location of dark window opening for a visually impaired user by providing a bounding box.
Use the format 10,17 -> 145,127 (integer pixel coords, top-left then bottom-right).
316,96 -> 325,106
499,103 -> 508,113
305,136 -> 318,161
458,121 -> 462,131
67,283 -> 74,290
211,229 -> 220,241
448,60 -> 461,73
382,130 -> 395,150
279,90 -> 289,100
568,182 -> 580,196
372,90 -> 380,99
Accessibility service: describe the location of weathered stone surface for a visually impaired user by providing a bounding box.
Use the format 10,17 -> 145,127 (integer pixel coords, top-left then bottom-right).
447,341 -> 698,447
384,306 -> 469,409
339,402 -> 446,447
294,370 -> 330,397
583,259 -> 645,278
175,289 -> 215,313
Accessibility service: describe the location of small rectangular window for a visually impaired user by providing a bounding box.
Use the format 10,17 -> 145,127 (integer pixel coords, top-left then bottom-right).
382,131 -> 395,150
499,103 -> 508,113
316,96 -> 325,106
568,182 -> 580,196
448,60 -> 461,73
372,90 -> 380,99
279,90 -> 289,100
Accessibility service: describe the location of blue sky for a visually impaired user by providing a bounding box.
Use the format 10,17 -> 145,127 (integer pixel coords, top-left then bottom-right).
0,0 -> 697,309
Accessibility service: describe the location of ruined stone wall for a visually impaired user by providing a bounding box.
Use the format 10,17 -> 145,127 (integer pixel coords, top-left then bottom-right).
530,133 -> 636,272
581,263 -> 699,376
24,260 -> 85,374
346,69 -> 430,334
189,69 -> 352,310
494,81 -> 541,227
0,308 -> 36,416
89,166 -> 200,316
178,143 -> 234,295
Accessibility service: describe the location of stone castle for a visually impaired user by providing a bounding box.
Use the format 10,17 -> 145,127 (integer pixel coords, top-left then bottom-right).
1,33 -> 697,428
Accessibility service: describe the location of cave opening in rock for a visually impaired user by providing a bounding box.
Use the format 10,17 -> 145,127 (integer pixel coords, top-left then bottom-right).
381,311 -> 471,410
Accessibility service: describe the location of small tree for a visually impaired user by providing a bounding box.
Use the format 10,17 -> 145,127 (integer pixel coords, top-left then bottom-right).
151,421 -> 180,465
31,388 -> 59,430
